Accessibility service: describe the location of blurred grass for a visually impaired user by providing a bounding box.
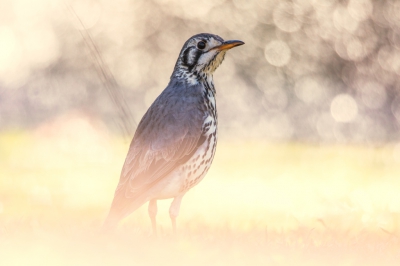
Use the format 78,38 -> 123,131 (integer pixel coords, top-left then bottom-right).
1,122 -> 400,265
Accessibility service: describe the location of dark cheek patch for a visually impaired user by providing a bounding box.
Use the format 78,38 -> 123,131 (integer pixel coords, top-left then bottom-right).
182,47 -> 192,66
182,47 -> 202,72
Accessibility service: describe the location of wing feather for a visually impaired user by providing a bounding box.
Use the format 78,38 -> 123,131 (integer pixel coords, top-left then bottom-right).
109,85 -> 207,213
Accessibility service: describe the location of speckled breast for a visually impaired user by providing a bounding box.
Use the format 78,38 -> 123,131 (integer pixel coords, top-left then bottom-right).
180,115 -> 218,192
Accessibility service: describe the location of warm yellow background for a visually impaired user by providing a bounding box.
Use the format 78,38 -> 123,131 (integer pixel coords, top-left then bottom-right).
1,115 -> 400,265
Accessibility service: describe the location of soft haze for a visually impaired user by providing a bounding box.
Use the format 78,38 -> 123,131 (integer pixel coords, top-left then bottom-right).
2,1 -> 400,265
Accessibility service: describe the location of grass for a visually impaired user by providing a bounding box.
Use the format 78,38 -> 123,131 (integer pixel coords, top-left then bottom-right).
1,115 -> 400,265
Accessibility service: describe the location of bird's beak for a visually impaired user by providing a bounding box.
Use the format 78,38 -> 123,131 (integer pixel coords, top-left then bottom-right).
213,40 -> 245,51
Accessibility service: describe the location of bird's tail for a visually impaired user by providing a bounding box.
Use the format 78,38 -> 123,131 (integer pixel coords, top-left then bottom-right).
102,191 -> 149,231
102,211 -> 120,231
101,192 -> 125,232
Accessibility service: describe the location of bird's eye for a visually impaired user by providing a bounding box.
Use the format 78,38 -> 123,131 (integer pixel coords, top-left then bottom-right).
197,41 -> 206,49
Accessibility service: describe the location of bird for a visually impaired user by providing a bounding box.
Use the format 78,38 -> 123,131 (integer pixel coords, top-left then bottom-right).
104,33 -> 244,234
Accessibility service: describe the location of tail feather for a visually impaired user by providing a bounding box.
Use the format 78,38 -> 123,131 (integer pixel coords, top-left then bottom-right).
103,190 -> 149,230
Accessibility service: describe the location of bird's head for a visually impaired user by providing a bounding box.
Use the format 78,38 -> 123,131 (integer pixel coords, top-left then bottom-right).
172,33 -> 244,81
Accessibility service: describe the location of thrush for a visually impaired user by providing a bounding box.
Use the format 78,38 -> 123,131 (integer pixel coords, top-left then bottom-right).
104,33 -> 244,234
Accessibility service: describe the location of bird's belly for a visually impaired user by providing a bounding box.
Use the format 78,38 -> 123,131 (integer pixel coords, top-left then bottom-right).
154,169 -> 186,199
181,128 -> 217,192
155,128 -> 218,199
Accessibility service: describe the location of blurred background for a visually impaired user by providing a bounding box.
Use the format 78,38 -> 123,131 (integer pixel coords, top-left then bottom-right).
2,0 -> 400,143
1,0 -> 400,265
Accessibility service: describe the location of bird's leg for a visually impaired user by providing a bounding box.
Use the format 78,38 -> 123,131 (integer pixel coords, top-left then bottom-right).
169,194 -> 184,235
148,199 -> 158,236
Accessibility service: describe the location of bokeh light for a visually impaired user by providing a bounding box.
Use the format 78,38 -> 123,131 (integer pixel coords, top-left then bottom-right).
330,94 -> 358,123
0,0 -> 399,143
264,40 -> 291,67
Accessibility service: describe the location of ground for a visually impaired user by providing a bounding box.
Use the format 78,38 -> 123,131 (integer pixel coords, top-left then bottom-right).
1,117 -> 400,265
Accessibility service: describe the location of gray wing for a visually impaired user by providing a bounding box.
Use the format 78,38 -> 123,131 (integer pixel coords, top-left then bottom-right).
109,89 -> 207,213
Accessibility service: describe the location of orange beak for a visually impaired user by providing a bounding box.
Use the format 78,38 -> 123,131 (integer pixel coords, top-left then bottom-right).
213,40 -> 245,51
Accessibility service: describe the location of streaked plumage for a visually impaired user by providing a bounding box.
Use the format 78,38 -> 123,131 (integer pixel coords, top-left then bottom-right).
104,33 -> 244,233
